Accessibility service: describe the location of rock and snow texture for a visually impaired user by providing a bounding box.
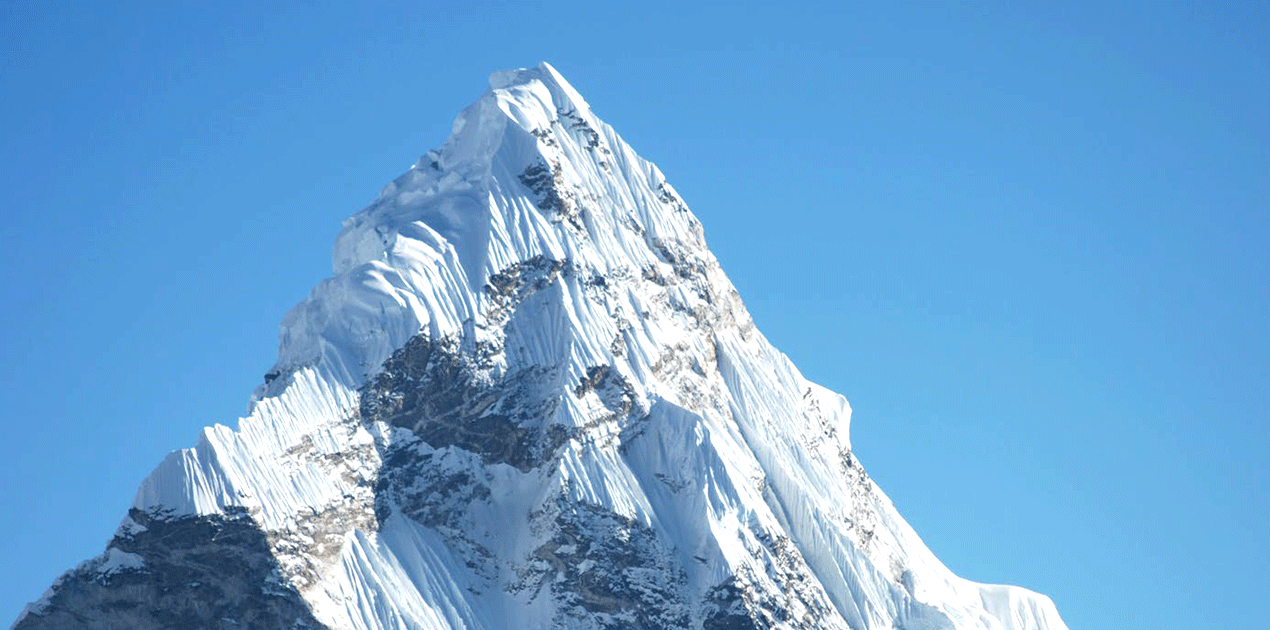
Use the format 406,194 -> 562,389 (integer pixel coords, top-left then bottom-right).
13,63 -> 1068,630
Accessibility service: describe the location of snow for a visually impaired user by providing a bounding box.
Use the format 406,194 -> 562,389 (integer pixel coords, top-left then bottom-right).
114,62 -> 1068,629
95,547 -> 145,577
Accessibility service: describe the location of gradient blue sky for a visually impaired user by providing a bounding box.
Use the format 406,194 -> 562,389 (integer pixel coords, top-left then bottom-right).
1,2 -> 1266,628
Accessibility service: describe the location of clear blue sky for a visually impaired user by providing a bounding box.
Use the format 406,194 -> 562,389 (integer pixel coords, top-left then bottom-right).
1,2 -> 1266,627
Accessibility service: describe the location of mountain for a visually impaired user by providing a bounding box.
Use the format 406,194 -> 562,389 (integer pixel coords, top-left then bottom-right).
13,63 -> 1068,630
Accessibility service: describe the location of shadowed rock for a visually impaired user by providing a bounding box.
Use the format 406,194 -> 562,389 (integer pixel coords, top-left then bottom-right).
13,507 -> 325,630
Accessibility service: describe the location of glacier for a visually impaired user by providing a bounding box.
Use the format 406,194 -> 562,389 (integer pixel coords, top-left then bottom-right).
13,63 -> 1068,630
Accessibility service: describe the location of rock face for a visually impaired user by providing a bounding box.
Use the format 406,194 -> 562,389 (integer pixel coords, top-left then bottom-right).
13,63 -> 1069,630
16,508 -> 324,630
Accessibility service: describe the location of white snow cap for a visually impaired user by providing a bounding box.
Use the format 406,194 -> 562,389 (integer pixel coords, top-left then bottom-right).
488,62 -> 590,109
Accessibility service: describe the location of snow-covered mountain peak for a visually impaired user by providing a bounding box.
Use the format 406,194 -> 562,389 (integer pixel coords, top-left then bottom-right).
487,61 -> 591,110
421,61 -> 595,182
307,61 -> 709,410
14,64 -> 1068,630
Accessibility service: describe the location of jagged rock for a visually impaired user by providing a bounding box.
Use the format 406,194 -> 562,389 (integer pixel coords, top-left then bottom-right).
14,508 -> 325,630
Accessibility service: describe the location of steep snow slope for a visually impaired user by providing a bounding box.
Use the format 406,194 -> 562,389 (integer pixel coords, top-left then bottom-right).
14,63 -> 1068,630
